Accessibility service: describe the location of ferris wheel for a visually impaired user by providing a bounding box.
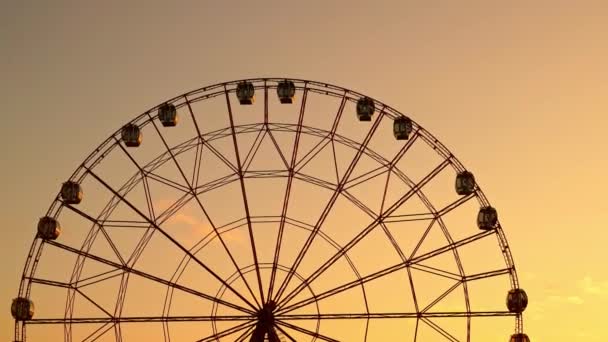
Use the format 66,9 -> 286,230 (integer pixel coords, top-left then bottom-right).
12,78 -> 530,341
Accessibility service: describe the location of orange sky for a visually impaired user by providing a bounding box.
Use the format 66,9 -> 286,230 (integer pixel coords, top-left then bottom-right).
1,1 -> 607,341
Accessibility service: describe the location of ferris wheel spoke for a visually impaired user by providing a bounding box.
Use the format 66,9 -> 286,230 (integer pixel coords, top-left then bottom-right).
195,320 -> 256,342
27,276 -> 120,318
417,267 -> 514,313
329,92 -> 348,134
190,137 -> 203,188
145,172 -> 191,195
292,92 -> 346,173
61,203 -> 128,266
380,165 -> 393,214
146,113 -> 209,192
76,268 -> 124,288
293,138 -> 332,173
276,158 -> 451,308
420,316 -> 459,342
275,312 -> 514,320
114,135 -> 189,209
97,225 -> 129,266
84,167 -> 259,311
267,87 -> 308,301
200,139 -> 239,173
194,173 -> 241,196
273,103 -> 385,304
293,173 -> 336,191
263,81 -> 269,124
27,277 -> 71,288
185,96 -> 239,174
389,130 -> 421,167
149,196 -> 185,226
330,140 -> 342,183
341,190 -> 377,218
141,175 -> 157,224
185,96 -> 226,185
275,319 -> 339,342
438,191 -> 477,217
377,220 -> 408,262
409,264 -> 461,281
235,324 -> 257,342
277,229 -> 495,314
147,113 -> 262,309
408,219 -> 438,260
74,287 -> 114,318
115,141 -> 190,195
26,315 -> 255,325
241,127 -> 267,172
274,324 -> 297,342
343,164 -> 388,191
464,267 -> 512,281
81,321 -> 114,342
265,129 -> 291,170
113,139 -> 194,226
224,88 -> 266,305
420,281 -> 462,313
45,240 -> 255,315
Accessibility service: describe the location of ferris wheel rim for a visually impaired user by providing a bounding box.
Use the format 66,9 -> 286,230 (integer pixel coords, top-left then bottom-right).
15,77 -> 524,342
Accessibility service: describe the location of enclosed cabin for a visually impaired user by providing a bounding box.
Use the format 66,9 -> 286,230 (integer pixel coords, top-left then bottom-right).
37,216 -> 61,240
393,117 -> 413,140
277,80 -> 296,104
236,81 -> 255,105
455,171 -> 476,196
356,97 -> 375,121
121,123 -> 142,147
158,103 -> 178,127
477,206 -> 497,230
506,288 -> 528,313
61,181 -> 83,204
510,333 -> 530,342
11,297 -> 34,321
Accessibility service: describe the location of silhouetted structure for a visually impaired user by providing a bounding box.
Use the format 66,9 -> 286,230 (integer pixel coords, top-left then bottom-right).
12,78 -> 529,341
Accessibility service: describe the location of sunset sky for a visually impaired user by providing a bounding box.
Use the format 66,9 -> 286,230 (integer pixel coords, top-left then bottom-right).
1,1 -> 607,341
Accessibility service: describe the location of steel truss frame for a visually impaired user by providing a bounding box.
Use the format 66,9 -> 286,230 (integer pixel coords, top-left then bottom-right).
14,78 -> 523,342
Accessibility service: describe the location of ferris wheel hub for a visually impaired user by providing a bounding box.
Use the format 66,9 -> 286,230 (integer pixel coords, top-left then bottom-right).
257,300 -> 277,325
249,300 -> 280,342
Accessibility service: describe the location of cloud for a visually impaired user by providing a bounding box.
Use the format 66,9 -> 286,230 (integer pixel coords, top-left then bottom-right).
167,211 -> 246,246
528,275 -> 608,322
170,212 -> 196,225
578,276 -> 608,296
567,296 -> 584,305
566,296 -> 585,305
547,295 -> 584,305
154,197 -> 183,215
